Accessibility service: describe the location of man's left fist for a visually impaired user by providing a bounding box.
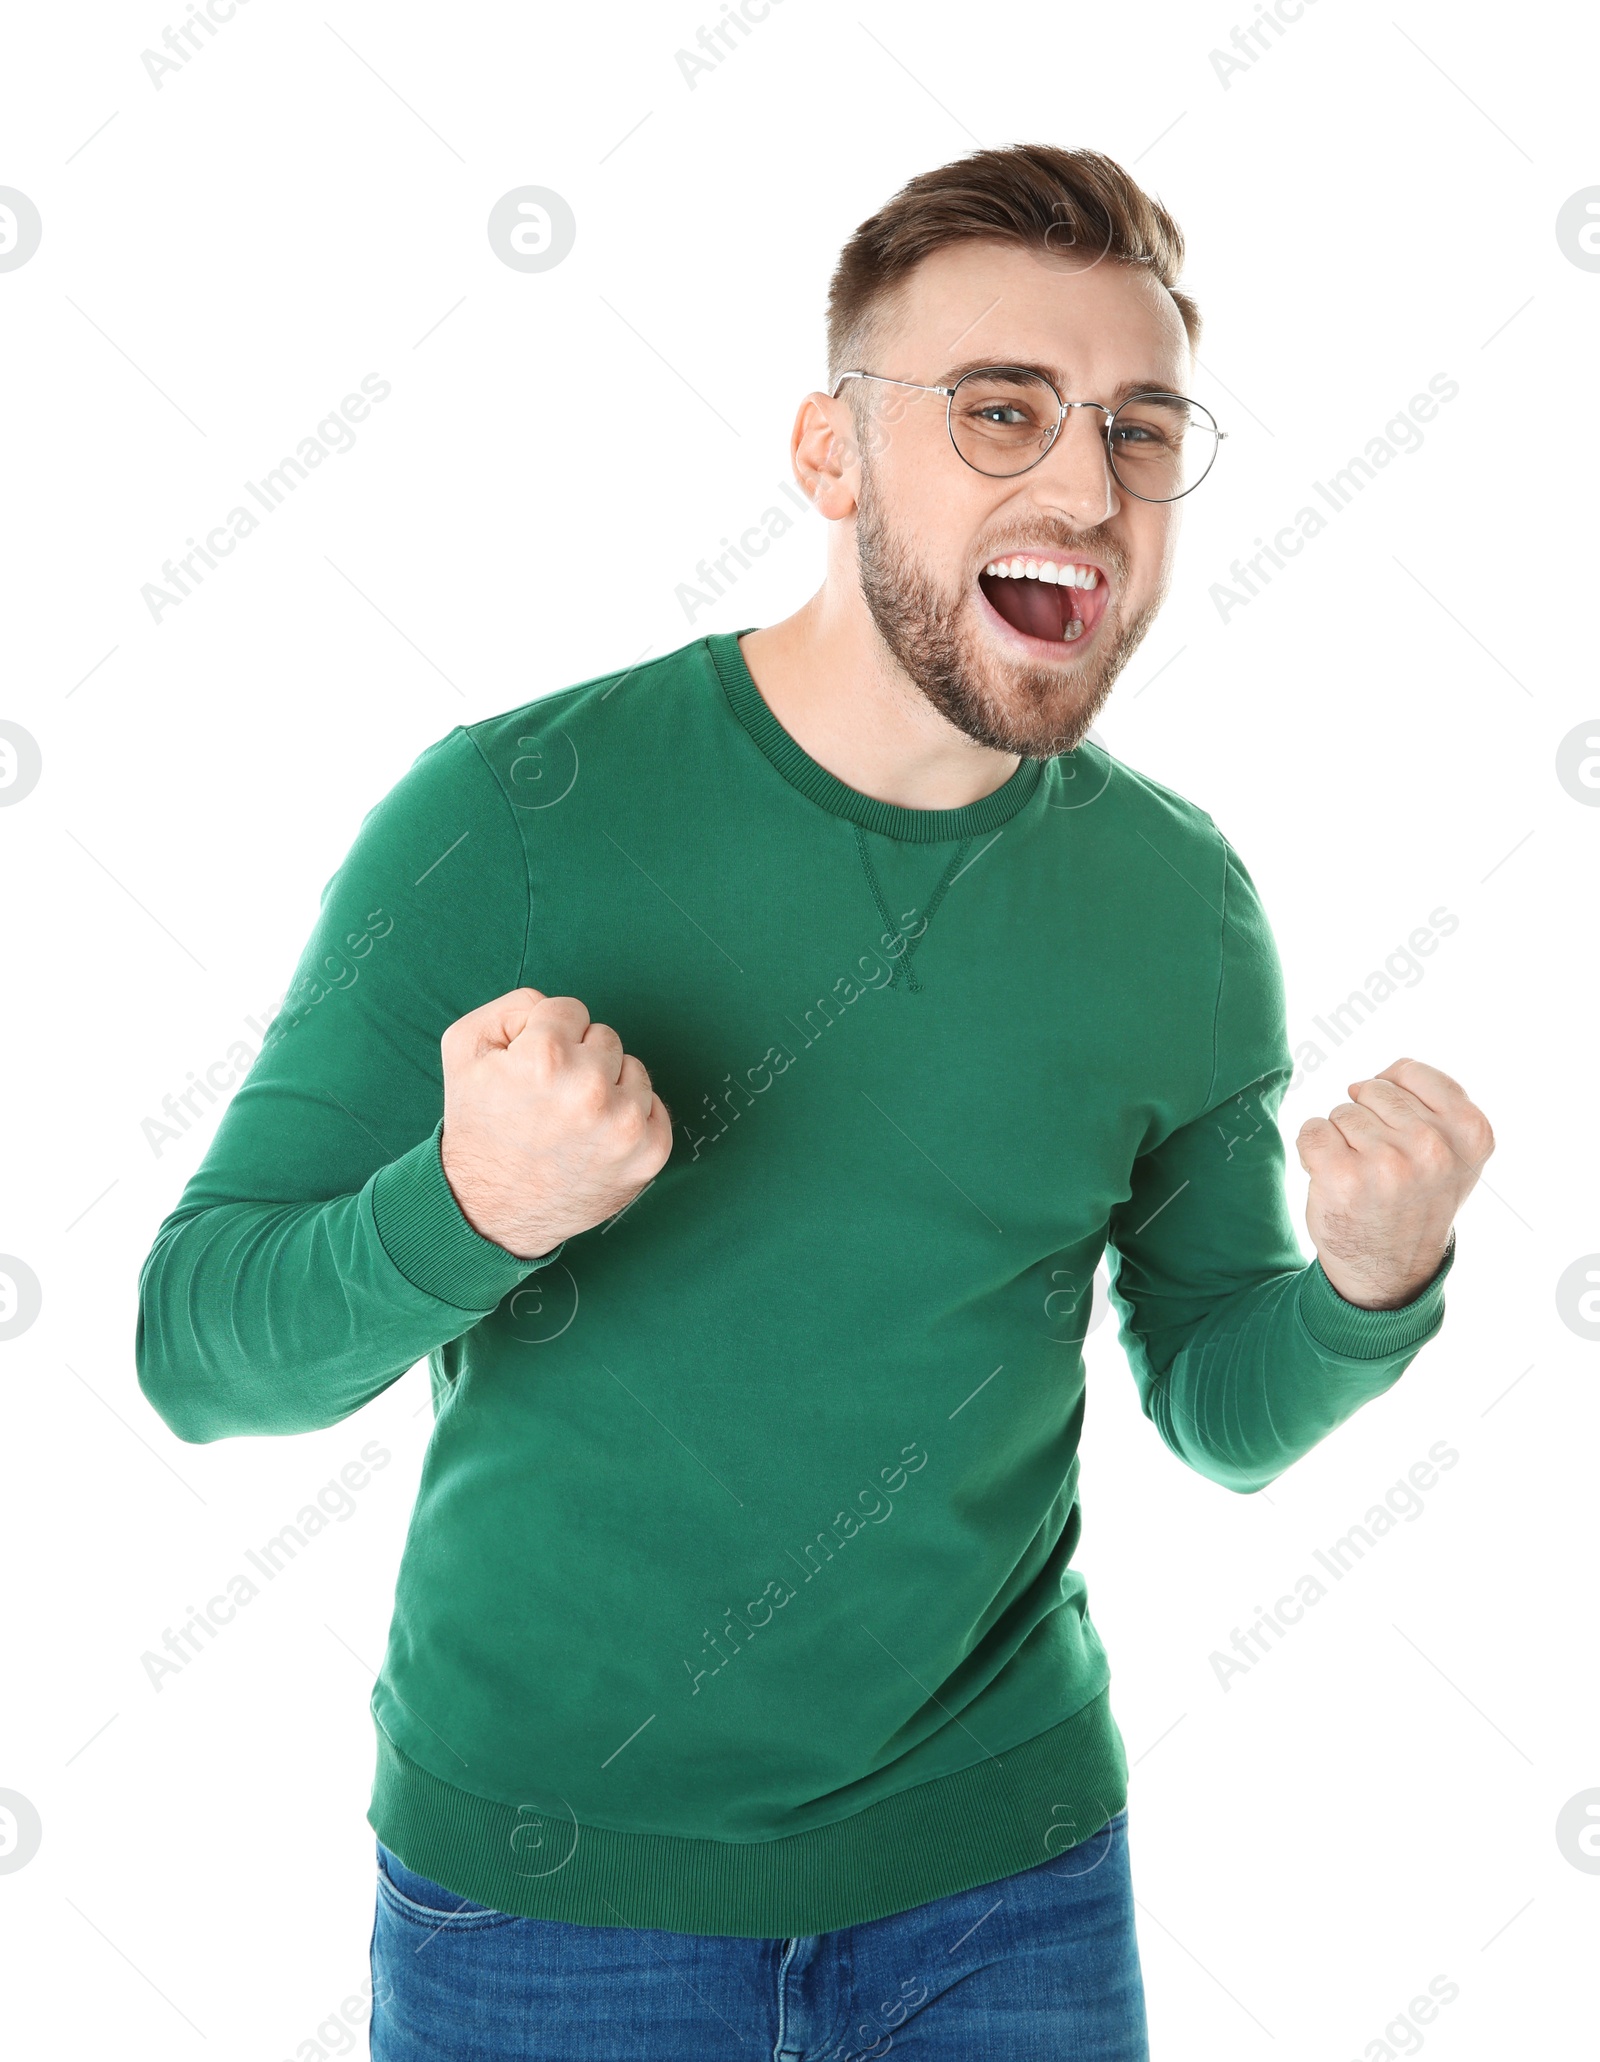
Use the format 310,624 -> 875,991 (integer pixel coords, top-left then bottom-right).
1295,1057 -> 1495,1311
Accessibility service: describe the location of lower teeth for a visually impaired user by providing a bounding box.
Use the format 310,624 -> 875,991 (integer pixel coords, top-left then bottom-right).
1064,618 -> 1083,641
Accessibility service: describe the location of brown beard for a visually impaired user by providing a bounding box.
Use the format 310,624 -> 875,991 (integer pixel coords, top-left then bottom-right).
853,453 -> 1161,760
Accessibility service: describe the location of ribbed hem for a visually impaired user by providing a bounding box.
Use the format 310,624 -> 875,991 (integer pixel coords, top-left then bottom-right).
705,631 -> 1047,843
1296,1231 -> 1456,1361
367,1688 -> 1127,1938
370,1121 -> 565,1311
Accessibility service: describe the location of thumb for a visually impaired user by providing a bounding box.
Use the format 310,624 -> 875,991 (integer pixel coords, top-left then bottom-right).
473,987 -> 548,1055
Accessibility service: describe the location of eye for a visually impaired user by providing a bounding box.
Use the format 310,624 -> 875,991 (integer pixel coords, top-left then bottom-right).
1109,395 -> 1190,450
1109,420 -> 1171,448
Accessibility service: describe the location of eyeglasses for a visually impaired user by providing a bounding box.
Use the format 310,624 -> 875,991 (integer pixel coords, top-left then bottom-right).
830,365 -> 1226,503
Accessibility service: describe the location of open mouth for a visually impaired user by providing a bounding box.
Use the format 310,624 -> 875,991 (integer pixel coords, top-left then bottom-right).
976,553 -> 1111,653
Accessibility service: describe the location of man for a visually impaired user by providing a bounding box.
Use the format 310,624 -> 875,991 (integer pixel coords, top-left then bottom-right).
137,143 -> 1492,2059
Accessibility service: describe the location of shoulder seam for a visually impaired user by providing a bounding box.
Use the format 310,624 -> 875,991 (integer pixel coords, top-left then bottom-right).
1089,746 -> 1214,832
1206,829 -> 1230,1109
467,646 -> 688,730
458,724 -> 535,993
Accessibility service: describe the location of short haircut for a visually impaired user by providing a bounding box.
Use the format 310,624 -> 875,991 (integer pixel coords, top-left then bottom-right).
825,143 -> 1200,387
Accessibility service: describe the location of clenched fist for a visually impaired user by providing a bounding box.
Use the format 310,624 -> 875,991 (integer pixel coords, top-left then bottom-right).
1296,1057 -> 1494,1311
439,988 -> 673,1261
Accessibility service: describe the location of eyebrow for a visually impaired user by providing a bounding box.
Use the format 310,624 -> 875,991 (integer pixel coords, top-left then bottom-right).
934,359 -> 1183,402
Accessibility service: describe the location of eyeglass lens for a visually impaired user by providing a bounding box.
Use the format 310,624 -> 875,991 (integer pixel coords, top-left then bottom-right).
948,369 -> 1220,500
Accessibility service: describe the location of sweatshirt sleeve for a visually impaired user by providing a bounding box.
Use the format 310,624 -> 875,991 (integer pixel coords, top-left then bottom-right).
136,725 -> 564,1444
1104,835 -> 1454,1494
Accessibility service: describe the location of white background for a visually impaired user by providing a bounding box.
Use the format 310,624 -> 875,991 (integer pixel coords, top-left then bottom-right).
2,0 -> 1596,2055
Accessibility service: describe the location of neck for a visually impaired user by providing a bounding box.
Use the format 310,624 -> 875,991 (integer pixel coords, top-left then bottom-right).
737,586 -> 1022,813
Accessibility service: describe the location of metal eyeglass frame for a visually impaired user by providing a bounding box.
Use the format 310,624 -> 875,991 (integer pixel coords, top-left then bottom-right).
829,366 -> 1227,503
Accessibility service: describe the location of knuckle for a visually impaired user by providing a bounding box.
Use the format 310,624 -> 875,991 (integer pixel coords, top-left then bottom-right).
569,1067 -> 612,1121
1373,1142 -> 1413,1187
609,1099 -> 647,1148
530,1029 -> 567,1070
1411,1127 -> 1454,1175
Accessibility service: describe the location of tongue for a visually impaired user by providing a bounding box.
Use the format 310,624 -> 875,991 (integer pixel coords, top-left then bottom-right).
986,574 -> 1073,641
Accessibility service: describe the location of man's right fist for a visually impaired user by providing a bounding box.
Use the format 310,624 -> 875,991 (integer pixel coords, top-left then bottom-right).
438,988 -> 673,1261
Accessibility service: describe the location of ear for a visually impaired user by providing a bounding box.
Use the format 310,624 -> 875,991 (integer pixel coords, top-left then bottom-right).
791,392 -> 859,521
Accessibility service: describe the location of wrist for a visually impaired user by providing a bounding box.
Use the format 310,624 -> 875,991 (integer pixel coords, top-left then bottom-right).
1317,1230 -> 1455,1311
372,1123 -> 564,1310
439,1132 -> 558,1262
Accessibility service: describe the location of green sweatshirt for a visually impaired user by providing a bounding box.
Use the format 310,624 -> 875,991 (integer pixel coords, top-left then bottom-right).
136,629 -> 1453,1937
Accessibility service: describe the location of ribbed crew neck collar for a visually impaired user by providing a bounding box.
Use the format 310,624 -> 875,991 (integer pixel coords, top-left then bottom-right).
706,630 -> 1046,845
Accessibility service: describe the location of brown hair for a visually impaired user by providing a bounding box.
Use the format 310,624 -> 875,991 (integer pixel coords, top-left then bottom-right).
824,143 -> 1199,386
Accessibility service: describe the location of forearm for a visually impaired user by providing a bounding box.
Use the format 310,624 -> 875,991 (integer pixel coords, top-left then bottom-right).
1131,1240 -> 1454,1493
137,1123 -> 551,1443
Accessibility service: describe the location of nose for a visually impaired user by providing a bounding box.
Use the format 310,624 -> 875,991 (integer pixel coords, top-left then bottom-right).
1026,404 -> 1118,527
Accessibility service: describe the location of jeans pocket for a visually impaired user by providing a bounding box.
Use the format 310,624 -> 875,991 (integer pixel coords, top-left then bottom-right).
376,1841 -> 520,1930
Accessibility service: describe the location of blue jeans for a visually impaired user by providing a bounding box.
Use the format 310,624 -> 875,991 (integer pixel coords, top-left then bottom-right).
369,1807 -> 1148,2060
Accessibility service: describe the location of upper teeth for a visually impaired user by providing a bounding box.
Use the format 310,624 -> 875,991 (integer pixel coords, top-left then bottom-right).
984,559 -> 1099,588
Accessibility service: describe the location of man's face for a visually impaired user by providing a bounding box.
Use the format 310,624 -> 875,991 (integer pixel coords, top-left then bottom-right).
838,241 -> 1192,758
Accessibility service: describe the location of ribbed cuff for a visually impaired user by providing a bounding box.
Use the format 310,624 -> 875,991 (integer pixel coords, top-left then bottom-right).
1297,1230 -> 1456,1361
370,1121 -> 565,1311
